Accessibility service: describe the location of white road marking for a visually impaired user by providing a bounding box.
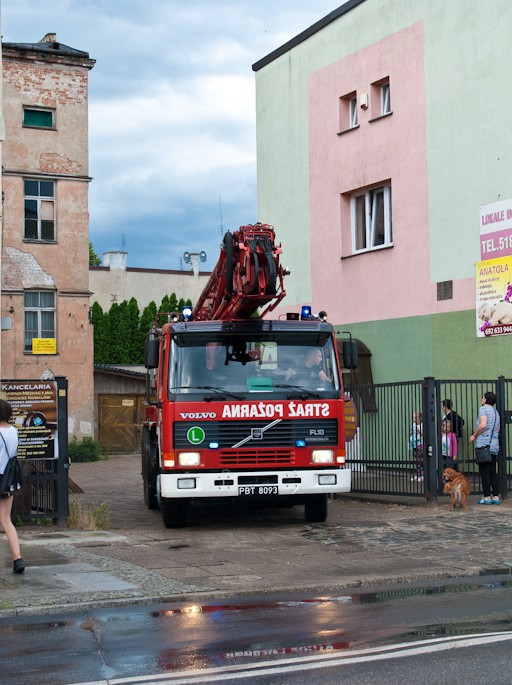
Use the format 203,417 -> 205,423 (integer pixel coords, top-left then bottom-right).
71,630 -> 512,684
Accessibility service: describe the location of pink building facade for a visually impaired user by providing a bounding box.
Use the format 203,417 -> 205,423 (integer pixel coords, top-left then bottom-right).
254,1 -> 508,382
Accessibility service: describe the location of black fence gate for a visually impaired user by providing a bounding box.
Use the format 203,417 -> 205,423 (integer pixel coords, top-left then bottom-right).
346,376 -> 511,502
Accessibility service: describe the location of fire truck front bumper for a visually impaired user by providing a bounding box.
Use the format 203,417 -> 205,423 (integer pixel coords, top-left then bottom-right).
158,468 -> 351,500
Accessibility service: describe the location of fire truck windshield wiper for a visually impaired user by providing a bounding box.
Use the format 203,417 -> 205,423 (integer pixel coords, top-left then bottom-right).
170,385 -> 244,400
274,384 -> 322,399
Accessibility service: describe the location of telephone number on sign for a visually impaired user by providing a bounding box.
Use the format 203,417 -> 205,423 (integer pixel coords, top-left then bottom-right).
239,486 -> 278,496
484,325 -> 512,336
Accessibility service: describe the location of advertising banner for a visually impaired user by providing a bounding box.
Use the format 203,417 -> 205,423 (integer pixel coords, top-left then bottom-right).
476,256 -> 512,337
0,381 -> 58,459
480,198 -> 512,260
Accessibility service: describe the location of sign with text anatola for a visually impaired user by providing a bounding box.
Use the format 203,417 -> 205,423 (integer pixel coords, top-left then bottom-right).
476,256 -> 512,338
0,381 -> 58,459
480,198 -> 512,260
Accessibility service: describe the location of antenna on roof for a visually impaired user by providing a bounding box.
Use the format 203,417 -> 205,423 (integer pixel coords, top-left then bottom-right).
219,194 -> 224,236
121,233 -> 126,250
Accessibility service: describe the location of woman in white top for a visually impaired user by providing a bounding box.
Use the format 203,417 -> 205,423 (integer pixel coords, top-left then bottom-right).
0,399 -> 25,573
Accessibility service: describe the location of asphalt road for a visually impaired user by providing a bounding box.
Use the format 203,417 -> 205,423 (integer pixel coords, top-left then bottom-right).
2,577 -> 512,684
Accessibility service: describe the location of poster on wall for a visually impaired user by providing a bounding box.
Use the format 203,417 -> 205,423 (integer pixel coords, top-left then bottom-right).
476,256 -> 512,337
480,198 -> 512,260
0,381 -> 58,459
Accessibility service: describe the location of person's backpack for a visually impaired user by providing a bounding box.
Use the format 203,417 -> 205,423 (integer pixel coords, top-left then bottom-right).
452,412 -> 464,439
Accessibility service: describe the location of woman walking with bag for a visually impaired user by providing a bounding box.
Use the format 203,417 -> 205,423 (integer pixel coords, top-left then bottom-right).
469,391 -> 500,505
0,399 -> 25,572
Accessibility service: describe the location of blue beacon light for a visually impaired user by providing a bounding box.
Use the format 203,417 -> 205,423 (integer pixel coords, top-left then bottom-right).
300,306 -> 312,320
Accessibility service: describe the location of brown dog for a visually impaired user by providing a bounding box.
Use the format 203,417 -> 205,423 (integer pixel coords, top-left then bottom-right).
443,468 -> 471,511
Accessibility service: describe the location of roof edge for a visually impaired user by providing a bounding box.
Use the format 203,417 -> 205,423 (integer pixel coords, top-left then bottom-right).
252,0 -> 366,72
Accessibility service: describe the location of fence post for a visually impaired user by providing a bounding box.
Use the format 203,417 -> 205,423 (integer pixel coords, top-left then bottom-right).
55,376 -> 69,525
423,377 -> 438,503
496,375 -> 507,501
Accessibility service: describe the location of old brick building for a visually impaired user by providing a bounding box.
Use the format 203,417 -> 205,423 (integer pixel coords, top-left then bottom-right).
1,34 -> 96,439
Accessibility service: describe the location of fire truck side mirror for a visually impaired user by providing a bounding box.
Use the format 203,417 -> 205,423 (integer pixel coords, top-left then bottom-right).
144,339 -> 160,369
342,339 -> 358,370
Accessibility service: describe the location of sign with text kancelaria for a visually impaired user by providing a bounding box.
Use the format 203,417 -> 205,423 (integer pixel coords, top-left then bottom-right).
0,381 -> 58,459
476,256 -> 512,337
480,198 -> 512,260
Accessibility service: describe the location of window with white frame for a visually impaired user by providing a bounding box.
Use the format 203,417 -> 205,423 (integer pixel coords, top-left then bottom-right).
24,179 -> 55,241
381,80 -> 391,115
351,184 -> 392,252
349,96 -> 358,128
24,291 -> 56,353
339,92 -> 358,132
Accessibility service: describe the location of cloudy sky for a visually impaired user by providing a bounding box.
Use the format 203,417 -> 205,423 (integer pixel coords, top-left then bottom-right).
3,0 -> 338,271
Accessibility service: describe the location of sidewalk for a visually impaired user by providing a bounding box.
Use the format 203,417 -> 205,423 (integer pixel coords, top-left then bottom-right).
1,454 -> 511,617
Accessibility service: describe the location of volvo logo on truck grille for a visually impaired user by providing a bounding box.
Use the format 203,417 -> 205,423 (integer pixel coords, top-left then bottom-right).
231,419 -> 282,448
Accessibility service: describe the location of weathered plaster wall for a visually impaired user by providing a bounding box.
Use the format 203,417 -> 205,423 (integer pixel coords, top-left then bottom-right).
1,46 -> 94,439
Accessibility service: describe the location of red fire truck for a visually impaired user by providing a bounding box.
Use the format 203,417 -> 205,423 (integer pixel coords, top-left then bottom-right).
142,224 -> 351,527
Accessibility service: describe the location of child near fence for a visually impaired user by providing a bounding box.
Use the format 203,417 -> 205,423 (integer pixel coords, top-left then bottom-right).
441,419 -> 458,470
409,412 -> 424,481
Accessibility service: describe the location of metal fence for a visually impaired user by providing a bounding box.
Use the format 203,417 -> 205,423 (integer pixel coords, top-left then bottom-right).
346,376 -> 511,501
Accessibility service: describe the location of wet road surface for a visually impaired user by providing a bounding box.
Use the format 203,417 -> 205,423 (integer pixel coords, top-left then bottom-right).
2,576 -> 512,684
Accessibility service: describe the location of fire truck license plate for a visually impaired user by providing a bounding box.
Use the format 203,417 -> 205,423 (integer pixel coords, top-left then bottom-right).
238,486 -> 278,496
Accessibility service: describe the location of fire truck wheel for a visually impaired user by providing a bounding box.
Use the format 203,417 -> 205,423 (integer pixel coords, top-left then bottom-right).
161,497 -> 189,528
304,494 -> 328,523
143,468 -> 159,510
142,428 -> 159,510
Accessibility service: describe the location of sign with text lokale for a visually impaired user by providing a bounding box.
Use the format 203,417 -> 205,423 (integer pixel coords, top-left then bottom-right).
480,198 -> 512,260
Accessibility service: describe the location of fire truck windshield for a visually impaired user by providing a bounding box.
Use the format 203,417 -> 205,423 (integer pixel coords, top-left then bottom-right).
168,333 -> 341,399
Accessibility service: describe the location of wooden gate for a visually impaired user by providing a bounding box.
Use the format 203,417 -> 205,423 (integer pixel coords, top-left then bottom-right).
98,394 -> 145,453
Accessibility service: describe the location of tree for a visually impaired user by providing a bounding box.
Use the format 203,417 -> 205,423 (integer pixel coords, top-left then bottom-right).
90,292 -> 194,364
89,242 -> 101,266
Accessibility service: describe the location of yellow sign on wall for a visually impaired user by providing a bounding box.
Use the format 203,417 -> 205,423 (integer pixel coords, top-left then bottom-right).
32,338 -> 57,354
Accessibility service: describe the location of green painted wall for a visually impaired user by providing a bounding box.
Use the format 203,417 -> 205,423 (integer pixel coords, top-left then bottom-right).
334,309 -> 507,383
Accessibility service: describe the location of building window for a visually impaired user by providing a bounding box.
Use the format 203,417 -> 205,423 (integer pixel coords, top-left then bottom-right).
339,92 -> 358,133
370,77 -> 392,120
381,81 -> 391,115
24,291 -> 56,353
351,184 -> 392,252
23,107 -> 55,128
437,281 -> 453,301
349,96 -> 358,128
24,179 -> 55,241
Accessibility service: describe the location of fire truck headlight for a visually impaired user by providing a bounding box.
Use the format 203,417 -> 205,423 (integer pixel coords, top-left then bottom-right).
178,452 -> 201,466
312,449 -> 334,464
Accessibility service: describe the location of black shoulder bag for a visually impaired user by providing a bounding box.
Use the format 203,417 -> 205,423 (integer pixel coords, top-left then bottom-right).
0,432 -> 23,495
474,410 -> 497,465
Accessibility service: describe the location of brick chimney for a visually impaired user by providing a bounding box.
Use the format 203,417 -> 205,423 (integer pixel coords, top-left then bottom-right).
39,33 -> 57,44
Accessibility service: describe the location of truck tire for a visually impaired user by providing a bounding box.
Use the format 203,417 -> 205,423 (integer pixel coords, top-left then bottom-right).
161,497 -> 189,528
304,494 -> 328,523
142,426 -> 159,510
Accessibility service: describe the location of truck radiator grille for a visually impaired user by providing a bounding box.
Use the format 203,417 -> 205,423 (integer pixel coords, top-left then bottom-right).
218,449 -> 294,466
174,419 -> 337,449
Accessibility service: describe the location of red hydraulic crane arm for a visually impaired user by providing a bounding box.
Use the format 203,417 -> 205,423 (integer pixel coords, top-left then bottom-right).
192,223 -> 287,321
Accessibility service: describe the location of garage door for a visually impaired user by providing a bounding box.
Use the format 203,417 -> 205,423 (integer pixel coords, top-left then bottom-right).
98,394 -> 145,453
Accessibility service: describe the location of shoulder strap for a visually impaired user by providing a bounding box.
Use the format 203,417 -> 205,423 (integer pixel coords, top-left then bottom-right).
492,409 -> 498,438
0,431 -> 13,459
